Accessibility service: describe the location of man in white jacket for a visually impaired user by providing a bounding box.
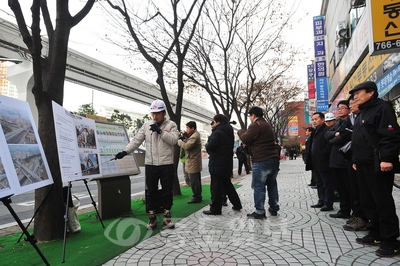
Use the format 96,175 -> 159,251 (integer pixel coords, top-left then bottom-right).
115,99 -> 179,230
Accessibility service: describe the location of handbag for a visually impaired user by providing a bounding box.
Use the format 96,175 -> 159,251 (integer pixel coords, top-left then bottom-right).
67,195 -> 81,233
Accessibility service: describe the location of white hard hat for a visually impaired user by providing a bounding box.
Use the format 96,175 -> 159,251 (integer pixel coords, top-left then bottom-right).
325,112 -> 335,121
149,99 -> 166,113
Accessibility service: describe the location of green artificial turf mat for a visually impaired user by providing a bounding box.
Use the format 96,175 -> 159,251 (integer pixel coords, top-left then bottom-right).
0,184 -> 229,265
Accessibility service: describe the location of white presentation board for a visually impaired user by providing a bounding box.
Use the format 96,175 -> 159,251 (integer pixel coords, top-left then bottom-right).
95,121 -> 140,178
52,102 -> 140,181
0,95 -> 53,198
52,101 -> 102,182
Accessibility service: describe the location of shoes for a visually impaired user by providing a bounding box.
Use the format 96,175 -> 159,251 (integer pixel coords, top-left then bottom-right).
311,203 -> 324,208
182,183 -> 190,187
146,211 -> 157,230
308,183 -> 316,186
320,205 -> 333,211
163,210 -> 175,229
343,217 -> 367,231
311,186 -> 317,189
346,216 -> 356,224
247,212 -> 266,219
203,210 -> 221,215
187,198 -> 202,204
268,208 -> 278,216
356,234 -> 382,246
329,212 -> 351,219
375,243 -> 400,257
232,206 -> 241,211
222,200 -> 228,207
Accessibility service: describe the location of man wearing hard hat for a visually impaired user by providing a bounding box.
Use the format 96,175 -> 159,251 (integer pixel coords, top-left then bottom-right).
115,99 -> 179,230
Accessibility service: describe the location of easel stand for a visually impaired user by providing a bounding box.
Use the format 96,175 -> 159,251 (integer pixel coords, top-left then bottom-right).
1,197 -> 50,266
83,179 -> 105,228
62,180 -> 104,263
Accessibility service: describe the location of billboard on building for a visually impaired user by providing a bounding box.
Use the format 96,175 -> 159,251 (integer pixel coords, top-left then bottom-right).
288,116 -> 298,137
368,0 -> 400,55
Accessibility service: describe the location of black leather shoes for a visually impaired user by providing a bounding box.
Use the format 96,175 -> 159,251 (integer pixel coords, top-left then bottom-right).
320,205 -> 333,211
188,198 -> 202,204
232,206 -> 241,211
311,203 -> 324,208
203,210 -> 221,215
268,208 -> 278,216
329,212 -> 351,218
247,212 -> 266,219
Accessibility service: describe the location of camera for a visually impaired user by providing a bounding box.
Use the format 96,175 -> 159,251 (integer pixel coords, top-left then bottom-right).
179,131 -> 188,140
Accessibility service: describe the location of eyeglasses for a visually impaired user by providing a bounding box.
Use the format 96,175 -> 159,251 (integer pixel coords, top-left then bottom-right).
337,107 -> 349,110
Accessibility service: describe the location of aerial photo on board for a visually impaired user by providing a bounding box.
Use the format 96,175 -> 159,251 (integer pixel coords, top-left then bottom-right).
8,145 -> 49,187
0,157 -> 11,190
0,105 -> 37,145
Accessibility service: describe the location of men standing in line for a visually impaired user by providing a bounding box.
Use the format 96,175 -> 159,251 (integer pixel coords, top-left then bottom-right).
325,100 -> 352,219
203,114 -> 242,215
237,106 -> 280,219
339,97 -> 368,231
115,99 -> 179,230
350,81 -> 400,257
306,112 -> 334,211
177,121 -> 203,204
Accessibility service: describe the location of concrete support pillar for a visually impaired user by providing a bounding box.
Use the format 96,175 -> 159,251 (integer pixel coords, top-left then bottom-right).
6,60 -> 38,125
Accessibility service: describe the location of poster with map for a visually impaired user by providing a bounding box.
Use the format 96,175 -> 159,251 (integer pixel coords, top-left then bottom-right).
0,95 -> 53,196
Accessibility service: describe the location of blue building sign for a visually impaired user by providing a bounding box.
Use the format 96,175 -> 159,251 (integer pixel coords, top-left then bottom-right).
307,64 -> 315,81
316,101 -> 329,112
314,37 -> 326,57
313,15 -> 325,36
315,60 -> 327,78
377,62 -> 400,98
316,78 -> 328,100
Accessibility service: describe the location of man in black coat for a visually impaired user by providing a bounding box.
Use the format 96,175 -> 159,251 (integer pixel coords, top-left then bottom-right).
203,114 -> 242,215
236,142 -> 250,175
350,81 -> 400,257
325,100 -> 352,219
306,112 -> 334,211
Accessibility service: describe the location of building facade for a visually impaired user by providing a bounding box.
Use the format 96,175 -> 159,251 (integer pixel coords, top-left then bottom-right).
317,0 -> 399,119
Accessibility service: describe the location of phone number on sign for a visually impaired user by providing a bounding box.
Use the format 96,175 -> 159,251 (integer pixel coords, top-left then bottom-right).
374,39 -> 400,51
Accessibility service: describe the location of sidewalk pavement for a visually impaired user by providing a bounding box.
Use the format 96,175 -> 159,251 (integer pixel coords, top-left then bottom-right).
104,159 -> 400,266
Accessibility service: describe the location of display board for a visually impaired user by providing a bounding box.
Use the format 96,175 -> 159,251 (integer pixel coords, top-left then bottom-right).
52,101 -> 102,182
52,101 -> 140,182
95,121 -> 140,178
0,95 -> 53,198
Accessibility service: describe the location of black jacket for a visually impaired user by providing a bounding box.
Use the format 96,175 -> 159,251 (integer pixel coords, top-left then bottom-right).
325,119 -> 348,168
352,98 -> 400,165
205,122 -> 234,176
306,123 -> 331,171
235,145 -> 248,161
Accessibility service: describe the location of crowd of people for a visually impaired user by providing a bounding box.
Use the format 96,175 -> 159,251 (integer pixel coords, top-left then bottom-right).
305,81 -> 400,257
114,80 -> 400,258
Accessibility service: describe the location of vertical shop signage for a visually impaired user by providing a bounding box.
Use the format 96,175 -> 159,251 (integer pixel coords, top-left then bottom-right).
313,15 -> 328,112
316,78 -> 328,100
316,101 -> 329,112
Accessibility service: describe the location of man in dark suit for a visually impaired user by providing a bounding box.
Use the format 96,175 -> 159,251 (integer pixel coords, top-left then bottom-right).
306,112 -> 334,211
